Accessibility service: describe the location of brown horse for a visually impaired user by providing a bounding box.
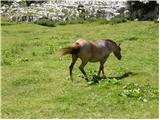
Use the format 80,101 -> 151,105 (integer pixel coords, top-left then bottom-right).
61,38 -> 122,81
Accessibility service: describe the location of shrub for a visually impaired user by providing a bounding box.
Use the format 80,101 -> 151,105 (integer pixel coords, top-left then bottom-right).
119,83 -> 158,102
110,16 -> 127,25
1,22 -> 14,26
84,18 -> 109,24
98,18 -> 110,24
154,19 -> 159,23
57,20 -> 67,25
36,18 -> 56,27
69,19 -> 84,24
69,18 -> 109,25
1,57 -> 12,65
126,1 -> 159,20
84,18 -> 97,23
1,16 -> 16,26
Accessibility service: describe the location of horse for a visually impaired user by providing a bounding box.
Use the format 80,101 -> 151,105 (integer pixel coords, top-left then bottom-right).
61,38 -> 122,81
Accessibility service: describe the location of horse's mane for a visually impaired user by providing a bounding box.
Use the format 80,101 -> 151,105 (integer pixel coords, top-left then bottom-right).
103,39 -> 117,46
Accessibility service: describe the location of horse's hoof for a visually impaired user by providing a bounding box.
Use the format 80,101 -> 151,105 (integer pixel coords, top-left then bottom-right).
70,77 -> 73,81
102,75 -> 106,79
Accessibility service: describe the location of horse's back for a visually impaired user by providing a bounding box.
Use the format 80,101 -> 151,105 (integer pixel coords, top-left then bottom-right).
90,40 -> 110,62
73,39 -> 111,62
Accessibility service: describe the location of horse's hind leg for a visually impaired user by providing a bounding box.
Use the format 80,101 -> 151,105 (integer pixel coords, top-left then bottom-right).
69,55 -> 77,80
79,60 -> 88,81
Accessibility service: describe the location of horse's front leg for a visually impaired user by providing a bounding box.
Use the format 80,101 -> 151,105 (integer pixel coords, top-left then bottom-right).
98,64 -> 104,77
79,61 -> 88,81
69,55 -> 77,81
98,59 -> 107,77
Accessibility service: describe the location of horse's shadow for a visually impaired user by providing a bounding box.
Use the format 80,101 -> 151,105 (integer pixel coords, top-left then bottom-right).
89,71 -> 138,84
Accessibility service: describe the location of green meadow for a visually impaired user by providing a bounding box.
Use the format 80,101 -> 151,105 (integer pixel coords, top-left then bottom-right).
1,20 -> 159,118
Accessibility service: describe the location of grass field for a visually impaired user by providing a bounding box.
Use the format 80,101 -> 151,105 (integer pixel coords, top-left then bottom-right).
1,21 -> 159,118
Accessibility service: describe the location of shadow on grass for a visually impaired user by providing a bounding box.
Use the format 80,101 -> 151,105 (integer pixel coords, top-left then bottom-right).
89,71 -> 138,85
107,72 -> 138,80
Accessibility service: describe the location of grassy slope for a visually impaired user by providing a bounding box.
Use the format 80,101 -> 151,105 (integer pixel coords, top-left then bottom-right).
1,21 -> 159,118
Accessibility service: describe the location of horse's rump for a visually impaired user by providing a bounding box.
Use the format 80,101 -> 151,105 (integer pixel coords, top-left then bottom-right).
61,43 -> 80,55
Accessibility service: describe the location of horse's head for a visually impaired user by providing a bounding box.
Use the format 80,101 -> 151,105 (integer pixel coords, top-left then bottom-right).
113,43 -> 122,60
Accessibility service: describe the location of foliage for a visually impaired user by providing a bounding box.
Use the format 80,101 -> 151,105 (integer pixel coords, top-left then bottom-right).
69,19 -> 85,24
1,17 -> 16,26
25,0 -> 46,6
36,18 -> 56,27
119,83 -> 158,102
1,1 -> 129,24
68,18 -> 124,25
154,19 -> 159,23
1,1 -> 13,6
126,1 -> 159,20
110,15 -> 127,24
94,18 -> 110,24
57,20 -> 67,25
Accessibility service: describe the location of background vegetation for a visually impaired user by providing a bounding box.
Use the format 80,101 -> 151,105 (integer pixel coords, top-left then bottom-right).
1,0 -> 159,25
1,18 -> 159,118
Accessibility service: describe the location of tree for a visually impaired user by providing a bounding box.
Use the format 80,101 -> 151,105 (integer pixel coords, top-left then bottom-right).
1,0 -> 13,6
25,0 -> 46,6
126,1 -> 159,20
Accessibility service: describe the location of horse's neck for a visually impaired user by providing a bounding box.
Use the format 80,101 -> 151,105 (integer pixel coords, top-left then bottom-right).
106,41 -> 117,52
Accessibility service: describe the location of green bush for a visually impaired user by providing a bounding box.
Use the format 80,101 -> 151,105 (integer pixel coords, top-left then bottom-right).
36,18 -> 56,27
1,16 -> 16,26
57,20 -> 67,25
98,18 -> 110,24
83,18 -> 97,23
154,19 -> 159,23
69,18 -> 110,25
35,16 -> 126,26
84,18 -> 109,24
69,19 -> 84,24
110,16 -> 127,25
119,83 -> 158,102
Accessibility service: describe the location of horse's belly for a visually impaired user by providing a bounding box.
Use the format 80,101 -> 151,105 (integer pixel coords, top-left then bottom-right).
89,51 -> 107,62
78,53 -> 101,62
88,56 -> 102,62
89,59 -> 100,62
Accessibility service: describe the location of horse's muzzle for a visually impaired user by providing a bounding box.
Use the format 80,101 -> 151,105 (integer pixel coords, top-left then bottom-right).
118,56 -> 122,60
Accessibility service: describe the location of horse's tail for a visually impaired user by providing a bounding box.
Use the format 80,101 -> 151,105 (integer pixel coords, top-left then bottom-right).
61,43 -> 80,56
